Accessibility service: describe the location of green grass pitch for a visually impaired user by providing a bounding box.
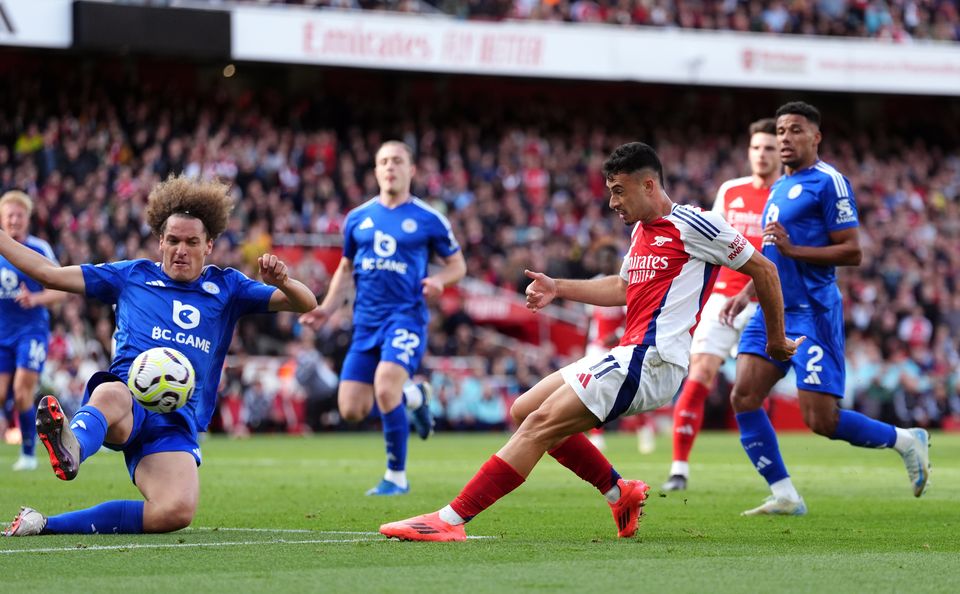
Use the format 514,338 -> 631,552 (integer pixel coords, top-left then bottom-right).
2,431 -> 958,593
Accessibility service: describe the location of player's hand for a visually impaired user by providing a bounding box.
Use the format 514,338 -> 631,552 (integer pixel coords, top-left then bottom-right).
720,292 -> 750,327
299,305 -> 333,330
258,253 -> 289,287
766,335 -> 806,362
421,276 -> 444,300
14,283 -> 38,309
763,221 -> 794,257
524,269 -> 557,312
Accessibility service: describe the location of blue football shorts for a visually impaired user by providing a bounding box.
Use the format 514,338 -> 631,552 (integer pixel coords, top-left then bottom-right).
0,331 -> 49,374
738,306 -> 846,398
340,316 -> 427,384
83,371 -> 201,483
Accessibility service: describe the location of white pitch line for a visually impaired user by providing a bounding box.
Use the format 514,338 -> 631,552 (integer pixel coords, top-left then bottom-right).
188,527 -> 380,535
0,537 -> 382,554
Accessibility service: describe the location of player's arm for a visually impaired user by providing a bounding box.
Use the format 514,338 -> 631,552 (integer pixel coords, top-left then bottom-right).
299,257 -> 355,328
737,252 -> 803,361
14,285 -> 70,309
422,251 -> 466,299
763,224 -> 861,266
525,270 -> 626,311
0,230 -> 85,293
259,254 -> 318,313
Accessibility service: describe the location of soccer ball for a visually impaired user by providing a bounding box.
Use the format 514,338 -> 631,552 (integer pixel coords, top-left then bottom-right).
127,347 -> 196,413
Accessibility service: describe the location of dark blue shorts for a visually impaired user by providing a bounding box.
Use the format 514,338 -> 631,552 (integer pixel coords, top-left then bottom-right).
0,331 -> 48,373
84,371 -> 201,483
738,306 -> 846,398
341,317 -> 427,383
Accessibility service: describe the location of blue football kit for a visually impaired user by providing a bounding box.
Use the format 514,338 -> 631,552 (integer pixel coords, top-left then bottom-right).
735,159 -> 904,499
0,236 -> 57,374
340,196 -> 460,382
79,259 -> 275,479
738,160 -> 858,397
0,235 -> 57,459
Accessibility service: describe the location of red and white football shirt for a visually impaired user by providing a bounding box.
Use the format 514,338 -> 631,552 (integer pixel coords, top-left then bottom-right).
710,176 -> 769,297
618,204 -> 755,368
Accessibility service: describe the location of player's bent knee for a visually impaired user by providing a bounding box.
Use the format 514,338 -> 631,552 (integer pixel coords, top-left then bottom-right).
90,382 -> 133,413
149,500 -> 196,533
508,401 -> 529,426
338,407 -> 367,423
729,388 -> 764,413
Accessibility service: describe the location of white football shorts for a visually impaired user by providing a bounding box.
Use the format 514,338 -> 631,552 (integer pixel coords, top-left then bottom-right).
560,344 -> 685,424
690,293 -> 759,358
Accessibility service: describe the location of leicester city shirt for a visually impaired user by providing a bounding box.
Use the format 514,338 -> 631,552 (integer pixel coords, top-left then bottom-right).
762,160 -> 859,312
0,235 -> 58,338
343,197 -> 460,327
81,259 -> 276,431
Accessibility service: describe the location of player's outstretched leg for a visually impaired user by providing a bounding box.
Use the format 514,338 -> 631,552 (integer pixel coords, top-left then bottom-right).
381,454 -> 524,542
828,408 -> 932,497
3,500 -> 146,535
35,395 -> 80,481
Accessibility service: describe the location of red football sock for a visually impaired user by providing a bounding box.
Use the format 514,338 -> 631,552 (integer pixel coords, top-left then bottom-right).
672,379 -> 710,463
548,432 -> 620,493
450,455 -> 525,521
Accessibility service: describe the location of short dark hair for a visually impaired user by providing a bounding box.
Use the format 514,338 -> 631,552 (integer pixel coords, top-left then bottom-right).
775,101 -> 821,127
378,140 -> 415,162
749,118 -> 777,136
602,142 -> 664,187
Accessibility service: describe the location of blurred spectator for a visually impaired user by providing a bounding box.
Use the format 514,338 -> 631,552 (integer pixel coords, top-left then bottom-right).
0,51 -> 957,434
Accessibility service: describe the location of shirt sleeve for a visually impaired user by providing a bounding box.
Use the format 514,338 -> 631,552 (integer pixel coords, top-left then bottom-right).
342,213 -> 358,260
429,211 -> 460,258
227,269 -> 277,317
677,208 -> 756,271
81,260 -> 139,304
819,175 -> 859,232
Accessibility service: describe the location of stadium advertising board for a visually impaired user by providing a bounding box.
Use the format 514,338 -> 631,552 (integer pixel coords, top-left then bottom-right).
0,0 -> 71,49
232,6 -> 960,96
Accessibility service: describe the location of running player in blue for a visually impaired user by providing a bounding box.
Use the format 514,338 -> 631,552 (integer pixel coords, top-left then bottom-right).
300,141 -> 466,496
723,101 -> 931,515
0,190 -> 67,472
1,175 -> 316,536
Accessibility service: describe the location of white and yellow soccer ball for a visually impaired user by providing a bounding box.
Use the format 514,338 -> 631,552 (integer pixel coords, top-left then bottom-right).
127,347 -> 196,413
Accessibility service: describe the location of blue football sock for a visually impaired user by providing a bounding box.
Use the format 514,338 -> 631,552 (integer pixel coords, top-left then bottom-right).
18,408 -> 36,457
2,391 -> 13,424
44,500 -> 144,534
70,405 -> 109,463
381,403 -> 409,472
736,409 -> 790,486
831,409 -> 897,448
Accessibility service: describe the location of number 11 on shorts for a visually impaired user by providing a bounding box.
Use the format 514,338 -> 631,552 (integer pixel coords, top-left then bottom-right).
589,354 -> 621,379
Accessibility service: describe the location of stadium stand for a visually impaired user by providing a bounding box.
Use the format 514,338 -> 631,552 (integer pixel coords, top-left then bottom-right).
0,46 -> 957,434
226,0 -> 960,41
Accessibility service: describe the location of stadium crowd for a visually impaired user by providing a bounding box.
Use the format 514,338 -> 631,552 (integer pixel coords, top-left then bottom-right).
0,55 -> 958,437
228,0 -> 960,41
